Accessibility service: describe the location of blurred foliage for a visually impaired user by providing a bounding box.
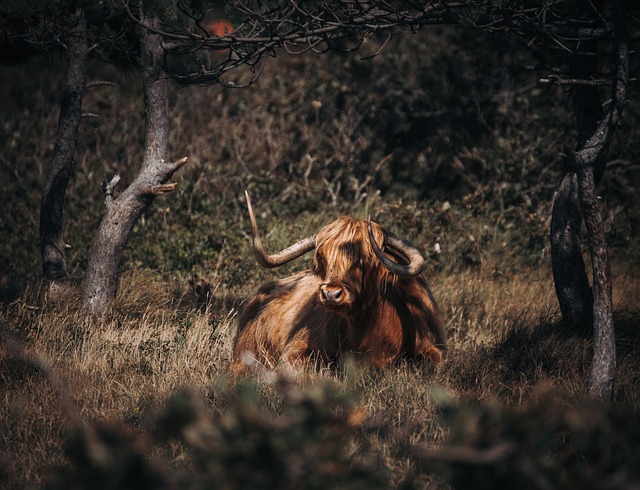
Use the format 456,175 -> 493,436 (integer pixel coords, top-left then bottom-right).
422,390 -> 640,489
42,374 -> 640,489
46,378 -> 390,490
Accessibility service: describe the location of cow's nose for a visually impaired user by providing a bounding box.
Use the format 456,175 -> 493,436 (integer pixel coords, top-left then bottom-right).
320,284 -> 344,305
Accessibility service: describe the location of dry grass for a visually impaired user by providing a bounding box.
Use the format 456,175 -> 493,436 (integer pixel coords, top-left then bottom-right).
2,253 -> 639,488
0,270 -> 236,487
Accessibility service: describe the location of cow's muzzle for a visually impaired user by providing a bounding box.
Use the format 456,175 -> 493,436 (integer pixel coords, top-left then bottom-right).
319,283 -> 351,309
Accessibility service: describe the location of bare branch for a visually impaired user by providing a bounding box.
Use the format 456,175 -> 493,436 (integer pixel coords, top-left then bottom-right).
167,156 -> 189,172
539,76 -> 614,86
412,442 -> 515,465
102,174 -> 121,208
150,1 -> 640,85
86,81 -> 116,90
148,183 -> 178,195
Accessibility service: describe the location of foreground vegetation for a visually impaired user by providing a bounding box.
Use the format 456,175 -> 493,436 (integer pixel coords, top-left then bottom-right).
1,26 -> 639,488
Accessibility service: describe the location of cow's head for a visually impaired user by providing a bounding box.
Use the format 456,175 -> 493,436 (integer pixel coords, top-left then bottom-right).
244,192 -> 427,315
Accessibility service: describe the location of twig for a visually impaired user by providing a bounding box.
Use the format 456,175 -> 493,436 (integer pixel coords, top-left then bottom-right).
412,441 -> 515,465
86,81 -> 116,90
102,174 -> 121,208
539,75 -> 613,86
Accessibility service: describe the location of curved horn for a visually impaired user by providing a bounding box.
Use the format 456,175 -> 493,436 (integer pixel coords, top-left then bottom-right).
245,191 -> 316,268
367,216 -> 426,277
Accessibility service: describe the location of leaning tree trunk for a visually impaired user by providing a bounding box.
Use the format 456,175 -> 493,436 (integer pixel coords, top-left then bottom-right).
550,33 -> 610,331
550,174 -> 593,330
585,0 -> 627,401
80,15 -> 187,314
550,0 -> 627,400
40,8 -> 88,282
578,160 -> 615,401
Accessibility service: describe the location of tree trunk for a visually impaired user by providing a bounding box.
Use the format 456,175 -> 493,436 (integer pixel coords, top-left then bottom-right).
579,163 -> 615,401
550,174 -> 593,330
40,9 -> 88,282
550,34 -> 608,331
551,0 -> 627,400
80,15 -> 187,314
586,0 -> 627,401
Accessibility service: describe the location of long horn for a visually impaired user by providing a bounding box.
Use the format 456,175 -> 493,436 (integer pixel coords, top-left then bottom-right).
367,216 -> 426,277
245,191 -> 316,268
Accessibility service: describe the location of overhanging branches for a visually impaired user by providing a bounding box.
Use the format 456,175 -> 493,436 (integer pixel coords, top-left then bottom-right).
119,0 -> 639,86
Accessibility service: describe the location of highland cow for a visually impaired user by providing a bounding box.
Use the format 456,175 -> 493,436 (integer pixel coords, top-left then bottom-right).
233,192 -> 446,373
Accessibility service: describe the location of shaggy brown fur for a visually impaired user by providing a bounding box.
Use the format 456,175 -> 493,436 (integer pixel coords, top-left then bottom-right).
233,217 -> 446,373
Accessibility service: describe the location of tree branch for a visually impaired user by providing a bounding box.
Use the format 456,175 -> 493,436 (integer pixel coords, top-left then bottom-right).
412,442 -> 515,465
86,81 -> 116,90
584,0 -> 628,402
164,156 -> 189,173
147,183 -> 177,195
112,0 -> 640,86
102,174 -> 121,208
539,76 -> 614,86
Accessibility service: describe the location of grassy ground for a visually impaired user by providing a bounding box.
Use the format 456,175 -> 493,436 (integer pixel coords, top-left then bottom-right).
1,28 -> 640,488
2,254 -> 639,488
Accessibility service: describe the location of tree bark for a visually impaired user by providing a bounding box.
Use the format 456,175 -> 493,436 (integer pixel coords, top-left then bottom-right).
40,9 -> 88,282
550,0 -> 627,400
579,162 -> 615,401
550,174 -> 592,330
80,14 -> 187,314
586,0 -> 627,401
550,32 -> 608,331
